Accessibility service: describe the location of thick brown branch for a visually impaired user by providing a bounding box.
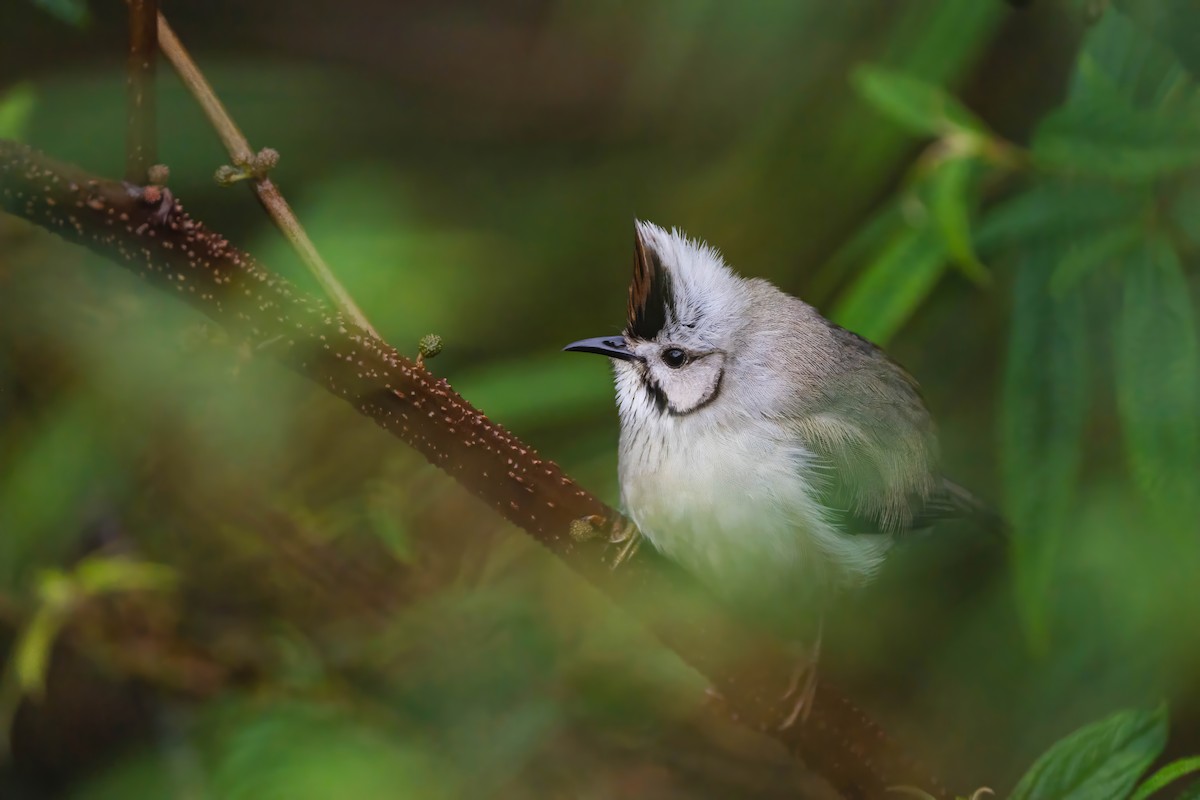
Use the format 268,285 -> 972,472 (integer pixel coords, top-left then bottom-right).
0,140 -> 950,800
125,0 -> 158,182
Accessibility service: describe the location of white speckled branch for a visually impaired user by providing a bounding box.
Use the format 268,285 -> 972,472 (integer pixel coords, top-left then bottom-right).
0,140 -> 951,800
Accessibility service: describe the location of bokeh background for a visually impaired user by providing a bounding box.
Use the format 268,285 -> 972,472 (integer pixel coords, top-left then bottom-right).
2,0 -> 1199,797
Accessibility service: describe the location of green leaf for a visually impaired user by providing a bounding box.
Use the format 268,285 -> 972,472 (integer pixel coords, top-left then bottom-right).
1114,236 -> 1200,528
1166,178 -> 1200,250
27,0 -> 90,27
14,602 -> 70,698
1033,97 -> 1200,180
810,202 -> 904,304
1010,706 -> 1168,800
852,65 -> 987,138
830,225 -> 946,345
1131,755 -> 1200,800
1069,10 -> 1197,110
925,155 -> 990,285
0,83 -> 36,141
74,557 -> 177,596
1034,10 -> 1200,181
1049,222 -> 1145,297
1002,246 -> 1091,647
976,181 -> 1148,252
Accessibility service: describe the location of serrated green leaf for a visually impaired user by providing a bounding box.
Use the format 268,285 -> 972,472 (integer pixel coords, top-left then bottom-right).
1049,222 -> 1145,297
0,84 -> 36,141
1114,236 -> 1200,529
1002,246 -> 1091,647
28,0 -> 90,27
1033,98 -> 1200,180
1131,755 -> 1200,800
1070,11 -> 1198,110
830,226 -> 946,345
976,181 -> 1148,252
925,155 -> 990,285
1010,706 -> 1168,800
1035,10 -> 1200,181
852,65 -> 987,138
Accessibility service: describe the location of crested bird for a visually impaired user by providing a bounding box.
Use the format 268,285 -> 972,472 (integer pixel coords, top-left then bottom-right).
564,221 -> 1000,725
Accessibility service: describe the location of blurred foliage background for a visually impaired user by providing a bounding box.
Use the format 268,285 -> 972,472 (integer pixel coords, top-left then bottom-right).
1,0 -> 1199,797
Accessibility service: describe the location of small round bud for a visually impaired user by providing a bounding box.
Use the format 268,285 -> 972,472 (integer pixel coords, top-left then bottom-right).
253,147 -> 280,175
418,334 -> 443,360
147,163 -> 170,185
214,164 -> 244,186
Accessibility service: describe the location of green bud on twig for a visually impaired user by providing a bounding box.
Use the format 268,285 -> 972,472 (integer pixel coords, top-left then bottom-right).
416,334 -> 443,368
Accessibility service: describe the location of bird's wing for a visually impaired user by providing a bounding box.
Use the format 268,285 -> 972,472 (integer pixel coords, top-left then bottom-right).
785,321 -> 1004,537
795,411 -> 1003,537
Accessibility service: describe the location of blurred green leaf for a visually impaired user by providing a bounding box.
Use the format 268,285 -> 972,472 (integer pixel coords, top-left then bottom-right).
74,556 -> 177,596
210,702 -> 456,800
1035,10 -> 1200,181
69,749 -> 194,800
1070,10 -> 1197,109
1167,178 -> 1200,249
976,181 -> 1148,252
852,64 -> 987,138
1033,97 -> 1200,180
1131,755 -> 1200,800
810,202 -> 903,304
27,0 -> 89,27
1002,247 -> 1091,647
1010,705 -> 1168,800
13,598 -> 70,698
830,226 -> 946,345
925,155 -> 990,285
0,83 -> 36,141
1050,222 -> 1144,297
0,401 -> 124,593
1114,236 -> 1200,528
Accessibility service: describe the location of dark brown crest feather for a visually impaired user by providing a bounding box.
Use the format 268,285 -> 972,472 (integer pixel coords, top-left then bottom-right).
628,228 -> 673,340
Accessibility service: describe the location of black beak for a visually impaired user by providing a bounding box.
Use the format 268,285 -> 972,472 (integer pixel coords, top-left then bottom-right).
563,335 -> 638,361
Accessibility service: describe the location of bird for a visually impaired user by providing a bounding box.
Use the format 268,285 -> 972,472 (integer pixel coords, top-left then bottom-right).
564,221 -> 1001,725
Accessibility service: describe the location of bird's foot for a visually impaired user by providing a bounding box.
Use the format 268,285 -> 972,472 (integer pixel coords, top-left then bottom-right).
607,518 -> 641,569
778,624 -> 823,731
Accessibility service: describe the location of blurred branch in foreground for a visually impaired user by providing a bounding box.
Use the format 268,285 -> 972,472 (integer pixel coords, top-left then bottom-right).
0,139 -> 951,800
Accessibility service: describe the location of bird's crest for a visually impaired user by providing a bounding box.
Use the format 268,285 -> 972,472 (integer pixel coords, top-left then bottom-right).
628,224 -> 675,340
627,221 -> 746,345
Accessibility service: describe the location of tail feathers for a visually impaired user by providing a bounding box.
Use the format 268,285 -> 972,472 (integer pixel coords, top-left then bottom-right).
919,477 -> 1009,539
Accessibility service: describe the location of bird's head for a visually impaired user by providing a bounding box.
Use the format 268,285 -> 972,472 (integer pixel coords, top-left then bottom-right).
565,221 -> 750,417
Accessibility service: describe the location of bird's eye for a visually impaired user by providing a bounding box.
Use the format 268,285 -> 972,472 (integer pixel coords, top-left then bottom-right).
661,347 -> 688,368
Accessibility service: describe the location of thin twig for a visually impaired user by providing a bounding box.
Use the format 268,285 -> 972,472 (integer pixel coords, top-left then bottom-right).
0,141 -> 956,800
125,0 -> 158,182
152,12 -> 379,339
